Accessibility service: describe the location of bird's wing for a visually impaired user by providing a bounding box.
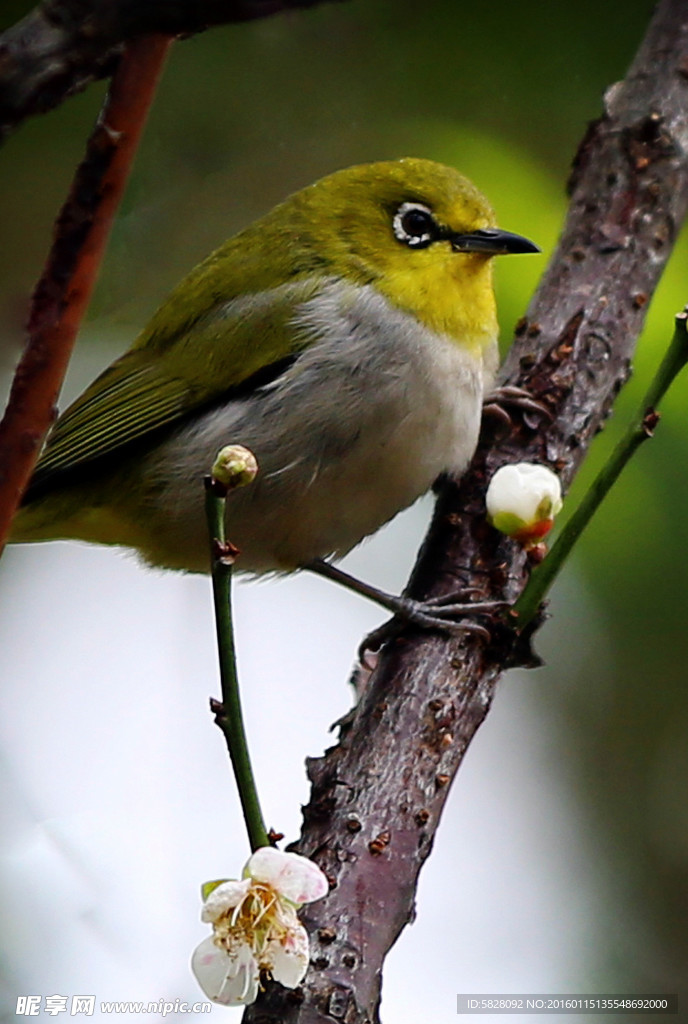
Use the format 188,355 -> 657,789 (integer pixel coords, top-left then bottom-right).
26,276 -> 321,499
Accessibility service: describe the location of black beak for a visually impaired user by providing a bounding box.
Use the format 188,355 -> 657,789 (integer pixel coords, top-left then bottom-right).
449,227 -> 540,255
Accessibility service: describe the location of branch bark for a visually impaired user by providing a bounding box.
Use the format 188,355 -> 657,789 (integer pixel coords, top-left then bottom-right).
0,0 -> 340,141
243,1 -> 688,1021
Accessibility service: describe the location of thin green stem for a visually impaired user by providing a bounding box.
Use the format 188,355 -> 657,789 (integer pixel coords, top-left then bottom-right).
205,478 -> 268,852
515,310 -> 688,627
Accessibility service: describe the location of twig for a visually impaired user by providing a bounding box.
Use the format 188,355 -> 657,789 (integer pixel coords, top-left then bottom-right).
515,309 -> 688,626
0,33 -> 172,554
204,452 -> 268,854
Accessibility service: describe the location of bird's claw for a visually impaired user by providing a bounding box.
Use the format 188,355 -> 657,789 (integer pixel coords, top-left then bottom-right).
358,620 -> 404,669
420,593 -> 510,614
483,384 -> 552,427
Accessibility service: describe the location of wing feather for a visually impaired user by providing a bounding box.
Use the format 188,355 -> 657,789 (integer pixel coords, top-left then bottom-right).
26,275 -> 322,499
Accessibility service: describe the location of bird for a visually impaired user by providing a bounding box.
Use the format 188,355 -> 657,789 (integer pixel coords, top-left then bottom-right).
12,158 -> 539,623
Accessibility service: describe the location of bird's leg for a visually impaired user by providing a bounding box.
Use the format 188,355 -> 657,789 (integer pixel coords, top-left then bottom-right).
305,558 -> 507,658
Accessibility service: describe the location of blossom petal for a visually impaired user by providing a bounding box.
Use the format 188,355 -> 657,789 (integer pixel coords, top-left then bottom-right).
263,923 -> 310,989
246,847 -> 329,905
201,878 -> 229,902
192,936 -> 259,1006
201,878 -> 251,922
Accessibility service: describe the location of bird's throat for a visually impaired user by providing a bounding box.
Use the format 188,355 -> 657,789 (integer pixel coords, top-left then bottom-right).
376,253 -> 498,357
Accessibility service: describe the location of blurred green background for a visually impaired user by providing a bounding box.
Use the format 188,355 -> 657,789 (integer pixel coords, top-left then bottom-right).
1,0 -> 687,1019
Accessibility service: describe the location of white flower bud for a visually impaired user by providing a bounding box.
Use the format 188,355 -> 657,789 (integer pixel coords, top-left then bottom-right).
486,462 -> 562,545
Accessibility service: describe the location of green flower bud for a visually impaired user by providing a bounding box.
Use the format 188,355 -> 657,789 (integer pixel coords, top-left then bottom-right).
211,445 -> 259,492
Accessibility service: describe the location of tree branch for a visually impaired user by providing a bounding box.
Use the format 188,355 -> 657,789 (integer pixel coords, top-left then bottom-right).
242,1 -> 688,1020
0,0 -> 341,142
0,34 -> 171,552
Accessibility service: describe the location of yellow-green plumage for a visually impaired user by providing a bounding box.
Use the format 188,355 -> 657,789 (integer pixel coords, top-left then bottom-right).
14,159 -> 538,574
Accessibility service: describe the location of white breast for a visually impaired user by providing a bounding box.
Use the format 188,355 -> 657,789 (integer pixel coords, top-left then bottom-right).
139,281 -> 496,573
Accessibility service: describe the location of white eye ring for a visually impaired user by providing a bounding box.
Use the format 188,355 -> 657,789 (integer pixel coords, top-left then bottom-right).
393,202 -> 437,248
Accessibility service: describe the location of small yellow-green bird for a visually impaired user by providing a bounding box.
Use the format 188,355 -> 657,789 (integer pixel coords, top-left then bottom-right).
13,159 -> 538,620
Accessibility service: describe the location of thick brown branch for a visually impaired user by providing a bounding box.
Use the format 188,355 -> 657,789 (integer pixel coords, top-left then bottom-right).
243,1 -> 688,1021
0,0 -> 340,141
0,34 -> 171,552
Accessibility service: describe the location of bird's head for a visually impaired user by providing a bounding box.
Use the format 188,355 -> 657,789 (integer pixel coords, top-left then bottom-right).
274,158 -> 540,347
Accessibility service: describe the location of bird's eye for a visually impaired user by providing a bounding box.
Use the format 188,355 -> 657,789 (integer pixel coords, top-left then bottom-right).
393,202 -> 438,248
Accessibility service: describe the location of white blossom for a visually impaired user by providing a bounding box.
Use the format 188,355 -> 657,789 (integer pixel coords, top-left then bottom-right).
192,848 -> 328,1006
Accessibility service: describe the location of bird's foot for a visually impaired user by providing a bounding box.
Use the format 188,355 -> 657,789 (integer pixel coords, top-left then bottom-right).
482,384 -> 552,432
304,559 -> 509,667
358,593 -> 508,668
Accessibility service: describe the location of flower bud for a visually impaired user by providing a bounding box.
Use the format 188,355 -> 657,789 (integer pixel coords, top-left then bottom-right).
211,445 -> 258,492
486,462 -> 562,547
